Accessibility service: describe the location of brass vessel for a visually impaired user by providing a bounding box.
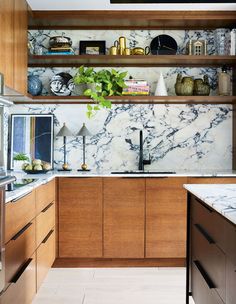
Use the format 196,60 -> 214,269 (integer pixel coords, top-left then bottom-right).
132,46 -> 150,55
193,76 -> 211,96
175,74 -> 194,96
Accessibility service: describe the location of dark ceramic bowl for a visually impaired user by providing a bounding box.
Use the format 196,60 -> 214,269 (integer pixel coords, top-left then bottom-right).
23,169 -> 51,174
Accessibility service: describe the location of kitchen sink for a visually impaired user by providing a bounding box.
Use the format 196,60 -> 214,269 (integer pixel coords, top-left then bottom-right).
111,171 -> 176,174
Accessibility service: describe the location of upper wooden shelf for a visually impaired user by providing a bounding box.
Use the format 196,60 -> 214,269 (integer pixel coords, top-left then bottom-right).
28,55 -> 236,68
28,10 -> 236,30
12,95 -> 236,105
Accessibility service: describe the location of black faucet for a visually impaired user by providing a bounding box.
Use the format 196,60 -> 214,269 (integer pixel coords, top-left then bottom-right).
138,130 -> 151,171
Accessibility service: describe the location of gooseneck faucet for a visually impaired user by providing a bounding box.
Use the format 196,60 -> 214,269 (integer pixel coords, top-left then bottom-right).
138,130 -> 151,171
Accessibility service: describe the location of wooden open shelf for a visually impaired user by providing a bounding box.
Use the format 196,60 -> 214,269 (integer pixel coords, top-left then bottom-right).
13,95 -> 236,105
28,55 -> 236,68
29,10 -> 236,30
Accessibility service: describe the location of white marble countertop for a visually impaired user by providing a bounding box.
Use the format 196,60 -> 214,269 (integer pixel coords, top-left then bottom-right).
5,169 -> 236,204
184,184 -> 236,225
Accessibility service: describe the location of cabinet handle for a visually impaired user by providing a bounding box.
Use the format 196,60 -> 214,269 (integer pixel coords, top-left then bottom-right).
41,202 -> 54,213
194,223 -> 215,244
193,260 -> 215,289
12,191 -> 32,203
195,198 -> 213,213
11,222 -> 33,241
42,229 -> 54,244
11,258 -> 32,283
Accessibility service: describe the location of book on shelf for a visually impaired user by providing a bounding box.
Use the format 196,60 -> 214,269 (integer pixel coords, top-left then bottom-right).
45,51 -> 75,55
124,79 -> 148,86
122,91 -> 150,96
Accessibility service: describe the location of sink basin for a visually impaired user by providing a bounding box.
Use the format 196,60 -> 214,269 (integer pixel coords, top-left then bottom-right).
111,171 -> 176,175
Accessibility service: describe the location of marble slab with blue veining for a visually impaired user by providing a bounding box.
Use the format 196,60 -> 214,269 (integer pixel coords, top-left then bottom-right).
184,184 -> 236,225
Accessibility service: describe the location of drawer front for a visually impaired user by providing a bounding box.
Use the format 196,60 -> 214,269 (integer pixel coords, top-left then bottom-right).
192,260 -> 225,304
37,229 -> 55,290
5,191 -> 35,243
0,253 -> 36,304
226,258 -> 236,304
5,219 -> 36,284
192,223 -> 226,301
191,195 -> 226,250
35,179 -> 55,215
224,221 -> 236,266
36,201 -> 55,247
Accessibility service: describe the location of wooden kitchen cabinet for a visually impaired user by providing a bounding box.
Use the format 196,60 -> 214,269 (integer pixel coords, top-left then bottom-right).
13,0 -> 28,95
0,0 -> 14,89
37,229 -> 56,290
35,179 -> 56,215
0,0 -> 28,95
0,253 -> 36,304
59,178 -> 103,257
5,190 -> 35,243
146,178 -> 187,258
104,178 -> 145,258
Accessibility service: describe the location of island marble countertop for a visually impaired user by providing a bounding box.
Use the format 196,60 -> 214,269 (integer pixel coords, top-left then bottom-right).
184,184 -> 236,225
5,169 -> 236,204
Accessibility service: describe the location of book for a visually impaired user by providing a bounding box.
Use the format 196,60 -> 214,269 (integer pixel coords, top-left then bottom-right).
45,51 -> 75,55
124,79 -> 148,86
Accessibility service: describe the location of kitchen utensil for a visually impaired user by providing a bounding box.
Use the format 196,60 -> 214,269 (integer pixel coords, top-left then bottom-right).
110,46 -> 118,55
114,36 -> 127,55
124,48 -> 131,55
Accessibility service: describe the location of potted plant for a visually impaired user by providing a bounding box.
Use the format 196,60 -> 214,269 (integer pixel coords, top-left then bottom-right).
13,153 -> 29,171
73,66 -> 95,96
84,69 -> 128,118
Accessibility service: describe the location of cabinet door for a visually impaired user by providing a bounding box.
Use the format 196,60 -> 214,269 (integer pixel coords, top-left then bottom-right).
146,178 -> 187,258
59,178 -> 103,258
13,0 -> 28,95
0,0 -> 14,89
226,258 -> 236,304
104,178 -> 145,258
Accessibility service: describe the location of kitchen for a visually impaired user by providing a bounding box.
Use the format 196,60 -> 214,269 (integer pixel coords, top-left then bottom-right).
0,0 -> 236,303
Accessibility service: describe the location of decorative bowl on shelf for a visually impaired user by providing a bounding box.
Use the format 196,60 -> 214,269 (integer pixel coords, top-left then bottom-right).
23,169 -> 52,174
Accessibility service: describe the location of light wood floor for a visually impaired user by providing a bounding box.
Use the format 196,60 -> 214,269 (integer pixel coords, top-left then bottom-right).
33,267 -> 195,304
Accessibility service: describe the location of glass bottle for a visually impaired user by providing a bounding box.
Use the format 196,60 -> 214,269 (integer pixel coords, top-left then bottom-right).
218,66 -> 231,96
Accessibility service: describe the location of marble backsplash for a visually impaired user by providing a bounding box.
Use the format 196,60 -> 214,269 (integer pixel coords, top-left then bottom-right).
15,29 -> 232,171
28,29 -> 232,96
10,103 -> 232,172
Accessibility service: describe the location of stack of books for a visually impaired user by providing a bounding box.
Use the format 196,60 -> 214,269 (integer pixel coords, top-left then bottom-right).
46,47 -> 75,55
122,79 -> 150,96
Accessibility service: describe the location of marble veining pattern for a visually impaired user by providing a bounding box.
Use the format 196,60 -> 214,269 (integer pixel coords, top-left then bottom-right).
184,184 -> 236,225
10,103 -> 232,172
28,29 -> 231,96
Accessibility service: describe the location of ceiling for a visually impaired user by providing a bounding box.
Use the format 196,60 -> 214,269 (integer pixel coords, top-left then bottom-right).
26,0 -> 236,11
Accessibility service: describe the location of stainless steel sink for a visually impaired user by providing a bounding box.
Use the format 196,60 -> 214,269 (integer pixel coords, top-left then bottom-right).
111,171 -> 176,174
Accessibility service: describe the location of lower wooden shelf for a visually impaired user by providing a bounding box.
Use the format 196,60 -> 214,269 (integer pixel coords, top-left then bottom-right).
12,95 -> 236,105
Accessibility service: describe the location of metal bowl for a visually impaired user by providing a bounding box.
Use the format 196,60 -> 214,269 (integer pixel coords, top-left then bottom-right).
49,36 -> 72,47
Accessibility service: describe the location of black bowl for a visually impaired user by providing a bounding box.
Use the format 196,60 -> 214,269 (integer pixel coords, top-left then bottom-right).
23,169 -> 51,174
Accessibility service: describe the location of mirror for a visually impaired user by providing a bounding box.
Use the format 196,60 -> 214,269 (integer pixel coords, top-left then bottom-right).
10,114 -> 54,170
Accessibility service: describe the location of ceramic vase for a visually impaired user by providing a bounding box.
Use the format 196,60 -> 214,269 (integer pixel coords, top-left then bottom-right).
155,72 -> 167,96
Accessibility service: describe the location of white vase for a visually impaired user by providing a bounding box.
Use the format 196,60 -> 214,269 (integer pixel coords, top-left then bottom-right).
155,72 -> 168,96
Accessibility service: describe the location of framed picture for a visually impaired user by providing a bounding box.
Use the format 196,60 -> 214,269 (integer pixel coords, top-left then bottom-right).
79,41 -> 106,55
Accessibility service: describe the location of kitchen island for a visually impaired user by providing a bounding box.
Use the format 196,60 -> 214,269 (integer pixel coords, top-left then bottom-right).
185,184 -> 236,304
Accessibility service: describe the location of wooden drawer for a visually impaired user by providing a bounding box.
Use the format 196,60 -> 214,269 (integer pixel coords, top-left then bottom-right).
37,229 -> 55,291
192,223 -> 226,301
226,258 -> 236,304
36,201 -> 55,247
5,191 -> 35,243
0,253 -> 36,304
35,179 -> 55,215
191,260 -> 225,304
224,221 -> 236,266
191,195 -> 226,251
5,219 -> 36,284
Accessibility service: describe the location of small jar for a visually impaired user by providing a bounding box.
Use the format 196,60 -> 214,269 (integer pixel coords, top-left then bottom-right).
218,66 -> 231,96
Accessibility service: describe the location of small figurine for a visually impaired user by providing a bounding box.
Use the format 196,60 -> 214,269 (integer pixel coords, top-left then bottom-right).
193,75 -> 211,96
175,73 -> 194,96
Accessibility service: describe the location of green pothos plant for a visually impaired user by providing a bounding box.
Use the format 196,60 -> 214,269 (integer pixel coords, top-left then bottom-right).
74,67 -> 128,118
